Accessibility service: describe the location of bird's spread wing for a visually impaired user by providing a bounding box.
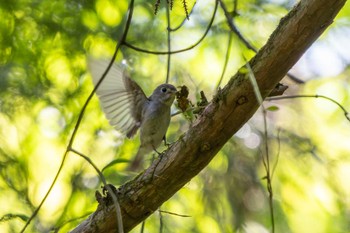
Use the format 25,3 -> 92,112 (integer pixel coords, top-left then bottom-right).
88,59 -> 148,138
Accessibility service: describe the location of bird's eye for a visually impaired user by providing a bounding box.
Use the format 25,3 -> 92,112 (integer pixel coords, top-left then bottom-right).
161,87 -> 167,93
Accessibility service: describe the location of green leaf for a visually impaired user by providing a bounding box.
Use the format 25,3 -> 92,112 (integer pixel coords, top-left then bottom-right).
0,214 -> 29,222
266,105 -> 279,111
101,158 -> 130,172
238,66 -> 249,74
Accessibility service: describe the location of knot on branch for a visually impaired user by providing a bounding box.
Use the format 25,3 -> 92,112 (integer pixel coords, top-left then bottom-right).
237,96 -> 248,105
200,143 -> 211,152
95,184 -> 119,207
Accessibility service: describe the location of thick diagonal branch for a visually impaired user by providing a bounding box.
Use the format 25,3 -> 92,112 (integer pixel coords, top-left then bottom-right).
71,0 -> 346,232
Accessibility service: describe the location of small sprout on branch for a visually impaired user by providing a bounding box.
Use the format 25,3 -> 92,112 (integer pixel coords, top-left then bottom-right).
194,91 -> 209,115
268,83 -> 288,97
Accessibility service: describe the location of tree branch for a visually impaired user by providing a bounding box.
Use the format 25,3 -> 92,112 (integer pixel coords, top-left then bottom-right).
70,0 -> 346,232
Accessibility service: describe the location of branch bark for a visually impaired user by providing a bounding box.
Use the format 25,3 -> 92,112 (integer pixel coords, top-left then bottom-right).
71,0 -> 346,232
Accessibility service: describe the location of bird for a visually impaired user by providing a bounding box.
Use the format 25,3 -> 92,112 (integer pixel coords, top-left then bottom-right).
89,59 -> 177,170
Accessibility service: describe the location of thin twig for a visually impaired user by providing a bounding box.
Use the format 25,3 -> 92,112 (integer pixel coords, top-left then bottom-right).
159,208 -> 163,233
218,0 -> 256,52
267,94 -> 350,122
166,2 -> 171,83
233,0 -> 238,13
245,61 -> 275,233
285,72 -> 305,84
158,210 -> 191,217
51,212 -> 92,232
123,0 -> 218,55
216,32 -> 233,88
140,221 -> 145,233
20,151 -> 68,232
271,128 -> 281,180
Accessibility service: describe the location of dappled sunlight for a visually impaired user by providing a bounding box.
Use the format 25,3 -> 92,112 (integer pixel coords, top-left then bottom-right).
44,52 -> 74,90
37,106 -> 66,138
242,221 -> 269,233
81,10 -> 99,31
84,33 -> 118,58
95,0 -> 126,27
312,183 -> 337,214
35,181 -> 71,223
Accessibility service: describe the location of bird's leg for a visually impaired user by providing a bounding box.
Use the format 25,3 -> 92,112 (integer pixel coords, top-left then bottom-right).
152,145 -> 162,156
149,144 -> 165,181
163,135 -> 172,147
163,135 -> 168,146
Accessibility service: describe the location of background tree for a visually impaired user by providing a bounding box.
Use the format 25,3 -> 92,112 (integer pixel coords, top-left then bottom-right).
0,0 -> 349,232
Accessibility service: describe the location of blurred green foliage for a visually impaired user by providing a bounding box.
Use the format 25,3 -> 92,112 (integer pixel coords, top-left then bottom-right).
0,0 -> 350,232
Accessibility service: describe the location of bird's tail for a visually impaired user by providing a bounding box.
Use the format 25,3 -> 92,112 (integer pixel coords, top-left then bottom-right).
127,147 -> 146,171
